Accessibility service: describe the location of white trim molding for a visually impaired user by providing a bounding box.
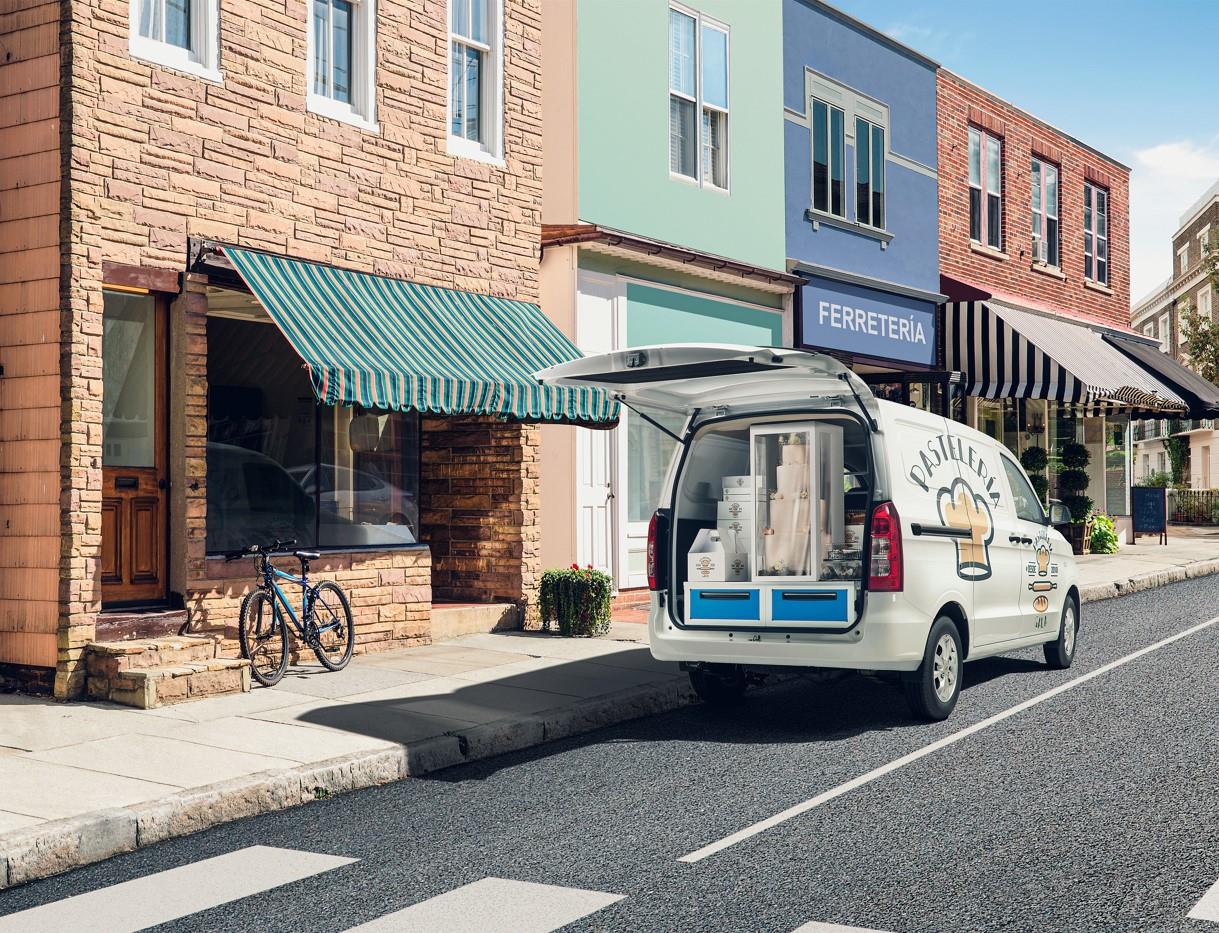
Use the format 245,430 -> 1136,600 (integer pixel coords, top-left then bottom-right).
306,0 -> 379,132
128,0 -> 222,83
447,0 -> 505,164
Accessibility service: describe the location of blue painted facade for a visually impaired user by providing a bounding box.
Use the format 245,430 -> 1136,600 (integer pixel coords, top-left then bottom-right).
782,0 -> 942,367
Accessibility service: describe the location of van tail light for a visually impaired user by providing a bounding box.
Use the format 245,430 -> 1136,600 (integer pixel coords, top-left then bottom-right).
868,500 -> 904,592
647,509 -> 670,591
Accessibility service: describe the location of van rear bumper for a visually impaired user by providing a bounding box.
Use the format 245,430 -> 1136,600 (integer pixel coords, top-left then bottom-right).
648,595 -> 929,671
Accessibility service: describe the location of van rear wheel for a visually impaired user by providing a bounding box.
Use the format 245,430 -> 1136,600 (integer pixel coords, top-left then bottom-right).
689,665 -> 747,708
903,616 -> 962,721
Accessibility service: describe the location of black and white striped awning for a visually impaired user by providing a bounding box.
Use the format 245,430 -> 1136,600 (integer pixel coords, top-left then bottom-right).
945,301 -> 1187,413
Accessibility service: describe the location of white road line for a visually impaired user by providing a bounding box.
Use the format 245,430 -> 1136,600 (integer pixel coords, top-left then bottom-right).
793,922 -> 892,932
1190,876 -> 1219,922
680,613 -> 1219,864
340,877 -> 624,933
0,845 -> 357,933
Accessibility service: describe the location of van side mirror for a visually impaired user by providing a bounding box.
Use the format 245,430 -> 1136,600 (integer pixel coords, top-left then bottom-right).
1047,502 -> 1071,525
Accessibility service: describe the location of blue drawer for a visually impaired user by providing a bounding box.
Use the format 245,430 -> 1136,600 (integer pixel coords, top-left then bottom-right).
770,588 -> 849,624
688,587 -> 761,622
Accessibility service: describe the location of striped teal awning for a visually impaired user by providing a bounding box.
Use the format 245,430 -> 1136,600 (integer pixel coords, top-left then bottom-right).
224,247 -> 617,424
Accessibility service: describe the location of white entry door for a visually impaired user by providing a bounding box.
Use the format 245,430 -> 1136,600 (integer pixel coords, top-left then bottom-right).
574,271 -> 622,581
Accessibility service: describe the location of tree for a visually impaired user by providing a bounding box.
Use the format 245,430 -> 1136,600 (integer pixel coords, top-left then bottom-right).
1179,230 -> 1219,382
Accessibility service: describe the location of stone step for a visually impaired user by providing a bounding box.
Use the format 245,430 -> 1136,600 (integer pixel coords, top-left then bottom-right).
430,602 -> 520,641
89,657 -> 252,709
85,635 -> 220,678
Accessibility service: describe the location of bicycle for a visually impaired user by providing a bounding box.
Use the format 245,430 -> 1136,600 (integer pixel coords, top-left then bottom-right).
225,539 -> 355,687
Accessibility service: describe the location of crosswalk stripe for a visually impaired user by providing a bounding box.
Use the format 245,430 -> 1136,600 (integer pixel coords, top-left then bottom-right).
340,877 -> 624,933
0,845 -> 357,933
1191,876 -> 1219,922
793,922 -> 893,932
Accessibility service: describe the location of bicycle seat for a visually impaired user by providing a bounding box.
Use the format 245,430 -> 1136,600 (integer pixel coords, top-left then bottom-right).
294,550 -> 321,561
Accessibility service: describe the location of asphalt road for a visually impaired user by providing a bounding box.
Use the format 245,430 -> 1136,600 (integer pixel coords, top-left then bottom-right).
3,575 -> 1219,933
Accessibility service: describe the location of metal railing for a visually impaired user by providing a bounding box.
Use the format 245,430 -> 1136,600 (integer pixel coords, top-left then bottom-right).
1168,488 -> 1219,524
1132,418 -> 1216,442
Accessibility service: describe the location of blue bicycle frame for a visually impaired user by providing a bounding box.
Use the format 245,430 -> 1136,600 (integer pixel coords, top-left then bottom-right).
257,554 -> 340,641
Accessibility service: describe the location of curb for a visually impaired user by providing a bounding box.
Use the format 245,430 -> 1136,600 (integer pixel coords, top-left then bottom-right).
6,559 -> 1219,890
0,675 -> 698,890
1079,557 -> 1219,604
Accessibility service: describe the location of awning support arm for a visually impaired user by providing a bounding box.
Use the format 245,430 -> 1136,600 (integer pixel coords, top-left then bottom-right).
614,395 -> 683,443
839,373 -> 879,432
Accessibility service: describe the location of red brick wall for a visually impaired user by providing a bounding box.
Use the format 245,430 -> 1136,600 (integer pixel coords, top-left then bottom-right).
937,71 -> 1131,328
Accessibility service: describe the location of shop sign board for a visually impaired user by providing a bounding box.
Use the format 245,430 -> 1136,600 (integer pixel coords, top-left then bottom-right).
800,274 -> 937,366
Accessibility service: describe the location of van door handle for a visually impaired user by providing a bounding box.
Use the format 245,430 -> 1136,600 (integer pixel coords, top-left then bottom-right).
1009,534 -> 1022,544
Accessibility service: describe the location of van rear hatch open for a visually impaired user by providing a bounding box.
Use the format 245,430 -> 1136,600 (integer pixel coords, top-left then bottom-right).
534,344 -> 879,423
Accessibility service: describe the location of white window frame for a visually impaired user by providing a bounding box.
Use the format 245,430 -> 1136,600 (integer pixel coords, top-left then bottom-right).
1200,284 -> 1213,320
128,0 -> 222,83
1031,156 -> 1059,267
447,0 -> 504,165
1159,312 -> 1171,351
1143,321 -> 1155,338
810,95 -> 846,218
307,0 -> 378,131
668,4 -> 730,192
969,126 -> 1003,250
1178,243 -> 1190,276
854,114 -> 886,230
1083,181 -> 1108,285
1200,225 -> 1212,262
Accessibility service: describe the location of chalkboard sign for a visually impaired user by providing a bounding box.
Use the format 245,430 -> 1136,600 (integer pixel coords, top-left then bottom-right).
1131,487 -> 1167,544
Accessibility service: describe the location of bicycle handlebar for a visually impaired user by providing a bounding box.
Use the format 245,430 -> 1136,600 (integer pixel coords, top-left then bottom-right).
222,539 -> 298,562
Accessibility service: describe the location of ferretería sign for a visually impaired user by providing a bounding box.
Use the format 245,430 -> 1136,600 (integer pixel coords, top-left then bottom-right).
800,274 -> 937,366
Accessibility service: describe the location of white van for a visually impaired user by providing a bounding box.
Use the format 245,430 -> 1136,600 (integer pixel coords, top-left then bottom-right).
538,345 -> 1080,721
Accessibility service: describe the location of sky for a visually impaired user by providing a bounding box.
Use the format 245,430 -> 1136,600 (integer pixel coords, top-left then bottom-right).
831,0 -> 1219,307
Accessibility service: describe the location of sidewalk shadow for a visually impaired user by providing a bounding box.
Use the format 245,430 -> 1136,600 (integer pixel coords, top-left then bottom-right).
294,645 -> 975,774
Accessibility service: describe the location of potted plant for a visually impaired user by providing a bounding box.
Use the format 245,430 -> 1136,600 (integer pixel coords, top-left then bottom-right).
1057,442 -> 1094,554
1089,512 -> 1120,554
1020,445 -> 1050,504
539,564 -> 613,637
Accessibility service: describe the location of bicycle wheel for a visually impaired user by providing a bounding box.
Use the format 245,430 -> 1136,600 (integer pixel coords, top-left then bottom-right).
239,591 -> 289,686
308,580 -> 354,671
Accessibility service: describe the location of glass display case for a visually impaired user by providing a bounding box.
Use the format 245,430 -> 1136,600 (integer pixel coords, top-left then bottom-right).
750,422 -> 843,580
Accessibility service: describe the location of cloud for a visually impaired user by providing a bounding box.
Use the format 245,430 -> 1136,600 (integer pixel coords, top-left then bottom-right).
882,21 -> 974,62
1129,137 -> 1219,304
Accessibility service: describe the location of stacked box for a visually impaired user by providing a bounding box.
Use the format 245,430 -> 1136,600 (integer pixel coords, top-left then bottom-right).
687,529 -> 748,582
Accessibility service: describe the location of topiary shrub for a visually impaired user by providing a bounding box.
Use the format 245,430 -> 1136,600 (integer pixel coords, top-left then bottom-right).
1020,445 -> 1048,473
1062,494 -> 1094,523
1060,442 -> 1090,470
1059,468 -> 1090,494
539,565 -> 613,637
1029,473 -> 1050,500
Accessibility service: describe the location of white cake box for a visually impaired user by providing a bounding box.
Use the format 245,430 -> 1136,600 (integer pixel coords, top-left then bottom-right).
722,475 -> 763,491
687,529 -> 748,582
717,499 -> 755,522
717,519 -> 753,569
721,489 -> 754,503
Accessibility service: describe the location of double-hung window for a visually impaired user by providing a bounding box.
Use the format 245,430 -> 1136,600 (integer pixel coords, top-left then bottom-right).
129,0 -> 220,81
968,126 -> 1002,249
308,0 -> 376,128
1200,226 -> 1212,263
1031,157 -> 1059,267
854,116 -> 885,229
1178,243 -> 1190,276
1200,285 -> 1213,320
668,6 -> 730,190
1084,181 -> 1108,285
811,98 -> 845,217
450,0 -> 502,161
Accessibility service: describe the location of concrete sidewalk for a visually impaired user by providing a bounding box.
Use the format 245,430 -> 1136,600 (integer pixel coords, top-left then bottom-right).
4,526 -> 1219,889
0,622 -> 693,889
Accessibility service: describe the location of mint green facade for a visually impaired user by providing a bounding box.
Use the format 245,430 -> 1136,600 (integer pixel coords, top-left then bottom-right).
625,283 -> 783,347
577,0 -> 785,272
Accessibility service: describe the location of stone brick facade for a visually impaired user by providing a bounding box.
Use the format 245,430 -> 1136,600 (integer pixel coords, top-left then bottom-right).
937,69 -> 1132,327
421,416 -> 541,627
15,0 -> 547,695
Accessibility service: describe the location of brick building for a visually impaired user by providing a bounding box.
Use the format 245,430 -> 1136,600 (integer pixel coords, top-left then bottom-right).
0,0 -> 609,696
936,69 -> 1188,541
1130,182 -> 1219,488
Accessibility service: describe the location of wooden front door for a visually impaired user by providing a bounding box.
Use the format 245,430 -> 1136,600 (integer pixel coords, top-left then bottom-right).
101,290 -> 168,605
